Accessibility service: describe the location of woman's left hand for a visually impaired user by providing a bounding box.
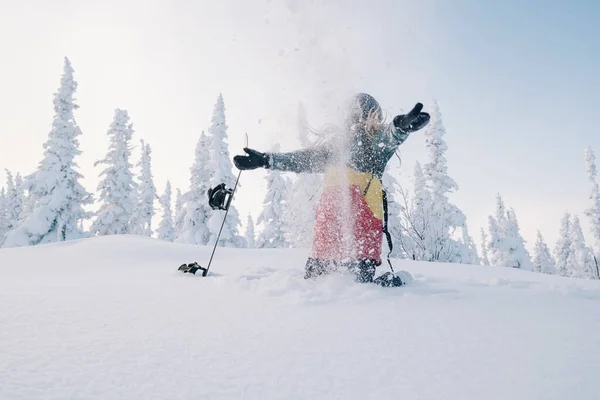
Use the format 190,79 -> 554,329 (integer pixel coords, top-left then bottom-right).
393,103 -> 430,133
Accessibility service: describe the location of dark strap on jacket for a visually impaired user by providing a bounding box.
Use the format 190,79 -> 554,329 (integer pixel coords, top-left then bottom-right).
363,174 -> 395,273
382,189 -> 395,272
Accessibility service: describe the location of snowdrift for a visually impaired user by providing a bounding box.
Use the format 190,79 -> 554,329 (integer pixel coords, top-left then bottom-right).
1,236 -> 600,399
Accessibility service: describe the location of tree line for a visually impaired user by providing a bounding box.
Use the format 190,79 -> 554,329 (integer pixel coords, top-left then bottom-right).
1,57 -> 599,281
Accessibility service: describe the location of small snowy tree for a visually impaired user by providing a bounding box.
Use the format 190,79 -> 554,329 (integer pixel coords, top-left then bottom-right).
90,109 -> 137,236
532,231 -> 555,274
4,57 -> 93,247
554,213 -> 572,277
173,188 -> 184,235
156,180 -> 176,242
480,228 -> 490,266
487,215 -> 503,266
257,144 -> 290,248
382,170 -> 406,258
421,99 -> 466,262
13,173 -> 25,221
567,215 -> 597,279
206,94 -> 243,247
487,195 -> 532,269
4,170 -> 23,232
504,208 -> 533,270
399,161 -> 432,261
176,131 -> 212,245
245,214 -> 256,248
0,188 -> 8,244
132,140 -> 157,236
457,225 -> 479,264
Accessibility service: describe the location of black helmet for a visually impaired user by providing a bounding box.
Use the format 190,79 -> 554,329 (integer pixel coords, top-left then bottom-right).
348,93 -> 383,123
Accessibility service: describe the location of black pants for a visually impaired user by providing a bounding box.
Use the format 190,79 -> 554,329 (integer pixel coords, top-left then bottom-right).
304,257 -> 378,283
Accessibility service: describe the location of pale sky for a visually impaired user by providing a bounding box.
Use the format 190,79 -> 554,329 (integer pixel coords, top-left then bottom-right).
1,0 -> 599,253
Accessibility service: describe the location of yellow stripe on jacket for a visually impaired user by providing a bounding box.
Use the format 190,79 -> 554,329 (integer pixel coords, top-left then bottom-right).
322,166 -> 383,220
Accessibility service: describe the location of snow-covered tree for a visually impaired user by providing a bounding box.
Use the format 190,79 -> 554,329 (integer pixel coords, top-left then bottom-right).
487,215 -> 503,266
532,231 -> 555,274
0,188 -> 8,244
382,170 -> 405,258
457,225 -> 479,264
567,215 -> 597,279
4,170 -> 23,232
156,180 -> 176,242
504,208 -> 533,270
90,109 -> 137,236
176,131 -> 212,245
245,214 -> 256,248
399,161 -> 432,261
13,173 -> 25,220
487,195 -> 532,270
206,94 -> 243,247
257,144 -> 290,248
132,140 -> 157,236
554,213 -> 572,277
480,228 -> 490,266
173,188 -> 184,235
4,58 -> 93,247
583,146 -> 600,272
421,99 -> 466,262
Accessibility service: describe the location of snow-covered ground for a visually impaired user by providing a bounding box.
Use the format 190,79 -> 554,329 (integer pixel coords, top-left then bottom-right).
1,236 -> 600,400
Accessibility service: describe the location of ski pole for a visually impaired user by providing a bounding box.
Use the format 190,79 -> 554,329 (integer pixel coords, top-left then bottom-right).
202,132 -> 248,277
202,168 -> 242,277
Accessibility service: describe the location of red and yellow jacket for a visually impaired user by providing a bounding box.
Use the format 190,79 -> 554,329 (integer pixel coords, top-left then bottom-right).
267,124 -> 411,264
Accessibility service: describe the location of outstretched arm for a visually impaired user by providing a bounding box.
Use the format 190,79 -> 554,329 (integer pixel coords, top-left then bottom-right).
233,144 -> 333,173
388,103 -> 430,145
268,145 -> 332,173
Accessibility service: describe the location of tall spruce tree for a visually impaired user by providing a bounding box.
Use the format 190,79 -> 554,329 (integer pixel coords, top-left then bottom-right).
133,140 -> 157,236
206,94 -> 243,247
176,131 -> 212,245
90,109 -> 137,236
421,100 -> 467,262
4,58 -> 93,247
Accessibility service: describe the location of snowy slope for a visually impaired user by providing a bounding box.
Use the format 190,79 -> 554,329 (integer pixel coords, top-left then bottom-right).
1,236 -> 600,400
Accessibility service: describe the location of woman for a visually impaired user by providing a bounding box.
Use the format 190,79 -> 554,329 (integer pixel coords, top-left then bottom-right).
233,93 -> 430,284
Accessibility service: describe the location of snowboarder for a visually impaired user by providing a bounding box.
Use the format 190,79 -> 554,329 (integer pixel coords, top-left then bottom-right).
233,93 -> 430,284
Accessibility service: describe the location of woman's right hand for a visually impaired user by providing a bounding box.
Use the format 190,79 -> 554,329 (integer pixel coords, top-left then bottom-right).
233,148 -> 271,170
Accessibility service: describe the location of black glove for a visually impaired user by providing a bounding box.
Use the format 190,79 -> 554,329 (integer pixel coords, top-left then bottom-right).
233,148 -> 270,170
393,103 -> 430,133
